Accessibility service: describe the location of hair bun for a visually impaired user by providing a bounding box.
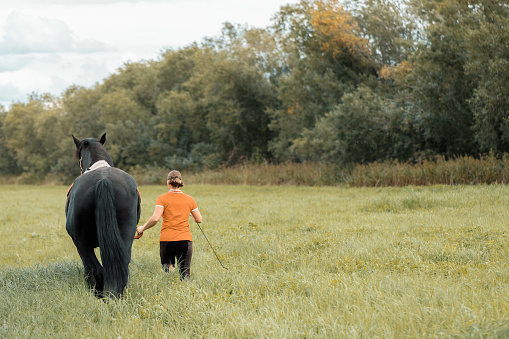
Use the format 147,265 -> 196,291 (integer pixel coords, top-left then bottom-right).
167,170 -> 184,187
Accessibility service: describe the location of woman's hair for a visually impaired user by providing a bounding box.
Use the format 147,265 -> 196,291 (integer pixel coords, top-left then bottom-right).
167,170 -> 184,188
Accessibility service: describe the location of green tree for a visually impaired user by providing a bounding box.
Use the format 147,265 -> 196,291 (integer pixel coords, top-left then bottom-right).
96,87 -> 153,168
465,2 -> 509,152
156,47 -> 198,94
2,94 -> 72,180
268,0 -> 377,161
152,47 -> 208,168
346,0 -> 417,66
154,28 -> 278,168
155,89 -> 208,169
400,0 -> 509,155
83,61 -> 161,169
178,46 -> 276,165
0,106 -> 21,175
102,60 -> 159,114
294,83 -> 415,164
61,85 -> 104,138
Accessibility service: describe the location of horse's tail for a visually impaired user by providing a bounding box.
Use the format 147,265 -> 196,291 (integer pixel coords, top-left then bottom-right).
95,179 -> 129,297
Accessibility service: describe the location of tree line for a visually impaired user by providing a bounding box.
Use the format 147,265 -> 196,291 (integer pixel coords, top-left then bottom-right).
1,0 -> 508,184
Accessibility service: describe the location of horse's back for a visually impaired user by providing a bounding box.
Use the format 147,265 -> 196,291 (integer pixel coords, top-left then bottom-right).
66,167 -> 139,244
70,167 -> 137,206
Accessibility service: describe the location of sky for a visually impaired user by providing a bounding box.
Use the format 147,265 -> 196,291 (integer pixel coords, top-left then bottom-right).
0,0 -> 300,109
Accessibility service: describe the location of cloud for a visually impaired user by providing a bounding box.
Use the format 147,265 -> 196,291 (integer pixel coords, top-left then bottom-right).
0,83 -> 26,107
0,0 -> 295,109
1,0 -> 179,4
0,12 -> 108,54
0,50 -> 132,108
0,54 -> 33,72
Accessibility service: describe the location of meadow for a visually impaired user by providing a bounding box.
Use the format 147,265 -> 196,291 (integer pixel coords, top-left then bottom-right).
0,184 -> 508,338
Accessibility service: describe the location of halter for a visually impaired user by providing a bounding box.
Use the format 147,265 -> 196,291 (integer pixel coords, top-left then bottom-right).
80,158 -> 111,175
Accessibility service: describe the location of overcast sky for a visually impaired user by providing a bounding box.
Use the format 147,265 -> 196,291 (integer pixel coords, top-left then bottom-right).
0,0 -> 299,108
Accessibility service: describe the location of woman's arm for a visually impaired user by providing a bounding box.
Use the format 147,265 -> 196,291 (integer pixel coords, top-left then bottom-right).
191,209 -> 202,223
137,206 -> 164,234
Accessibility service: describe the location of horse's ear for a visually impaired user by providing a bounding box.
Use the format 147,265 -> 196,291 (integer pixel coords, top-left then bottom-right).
99,133 -> 106,145
72,135 -> 81,149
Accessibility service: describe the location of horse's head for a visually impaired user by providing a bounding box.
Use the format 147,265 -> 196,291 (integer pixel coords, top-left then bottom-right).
72,133 -> 113,171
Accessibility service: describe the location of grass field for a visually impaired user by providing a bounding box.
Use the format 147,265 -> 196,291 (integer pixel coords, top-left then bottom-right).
1,184 -> 508,338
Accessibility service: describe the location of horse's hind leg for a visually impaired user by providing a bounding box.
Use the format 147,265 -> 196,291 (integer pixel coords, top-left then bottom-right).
77,247 -> 104,297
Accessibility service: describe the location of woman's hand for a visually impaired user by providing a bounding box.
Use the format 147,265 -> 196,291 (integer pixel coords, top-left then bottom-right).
138,206 -> 164,234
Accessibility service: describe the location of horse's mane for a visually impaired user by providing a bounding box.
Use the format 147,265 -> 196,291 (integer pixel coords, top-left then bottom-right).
92,143 -> 112,163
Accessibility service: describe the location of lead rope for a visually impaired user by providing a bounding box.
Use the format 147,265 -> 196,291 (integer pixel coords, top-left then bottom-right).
195,222 -> 228,270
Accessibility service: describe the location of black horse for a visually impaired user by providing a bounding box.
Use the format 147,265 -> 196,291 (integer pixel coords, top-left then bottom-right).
65,134 -> 140,298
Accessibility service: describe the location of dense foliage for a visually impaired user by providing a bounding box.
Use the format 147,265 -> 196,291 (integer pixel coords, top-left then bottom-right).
1,0 -> 508,183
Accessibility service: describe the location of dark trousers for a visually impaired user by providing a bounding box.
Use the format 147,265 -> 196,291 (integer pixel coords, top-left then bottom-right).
160,241 -> 193,280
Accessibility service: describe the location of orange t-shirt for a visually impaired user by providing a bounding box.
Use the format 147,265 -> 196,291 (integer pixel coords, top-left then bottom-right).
156,190 -> 198,242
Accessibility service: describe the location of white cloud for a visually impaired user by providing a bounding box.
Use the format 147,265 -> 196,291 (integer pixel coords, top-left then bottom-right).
1,67 -> 53,94
0,83 -> 25,106
0,51 -> 144,107
0,12 -> 107,54
0,9 -> 114,107
0,54 -> 33,72
0,0 -> 299,108
1,0 -> 178,4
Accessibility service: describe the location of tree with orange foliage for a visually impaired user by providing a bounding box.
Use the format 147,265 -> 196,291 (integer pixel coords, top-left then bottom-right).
310,0 -> 371,58
310,0 -> 377,73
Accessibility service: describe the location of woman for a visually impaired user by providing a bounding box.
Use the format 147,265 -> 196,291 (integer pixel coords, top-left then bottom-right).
137,170 -> 202,280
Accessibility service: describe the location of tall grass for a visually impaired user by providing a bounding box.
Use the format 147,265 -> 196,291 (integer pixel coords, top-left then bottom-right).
129,155 -> 509,187
129,162 -> 347,186
351,155 -> 509,187
4,154 -> 509,187
1,184 -> 508,337
184,162 -> 347,186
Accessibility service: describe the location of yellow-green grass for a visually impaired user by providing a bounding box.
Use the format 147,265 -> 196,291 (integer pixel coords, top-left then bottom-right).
1,184 -> 508,338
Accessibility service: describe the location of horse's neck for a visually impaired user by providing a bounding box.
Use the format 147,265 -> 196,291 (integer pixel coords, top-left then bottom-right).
90,149 -> 113,167
82,149 -> 113,173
